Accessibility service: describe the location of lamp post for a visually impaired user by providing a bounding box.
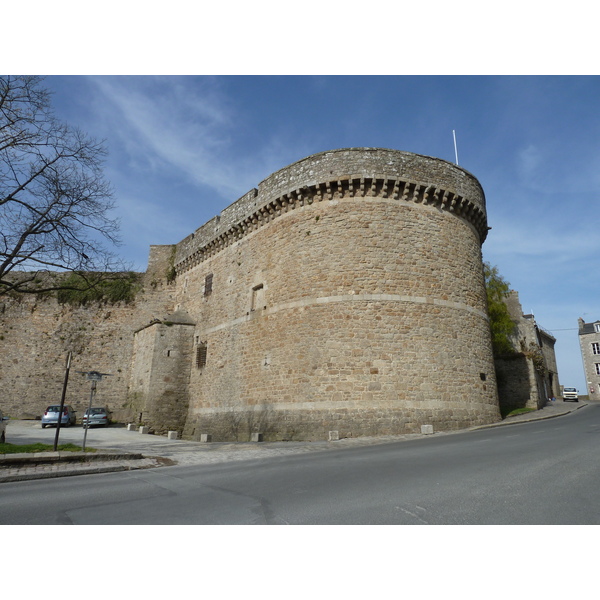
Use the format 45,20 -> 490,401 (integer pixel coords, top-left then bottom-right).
53,351 -> 72,451
77,370 -> 112,452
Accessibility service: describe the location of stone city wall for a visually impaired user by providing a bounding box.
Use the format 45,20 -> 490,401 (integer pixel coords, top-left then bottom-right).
0,273 -> 175,422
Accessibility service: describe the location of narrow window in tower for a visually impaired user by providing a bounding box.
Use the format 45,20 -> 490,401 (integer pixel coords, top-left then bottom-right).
251,284 -> 265,311
196,343 -> 207,369
204,273 -> 213,297
592,342 -> 600,355
595,363 -> 600,375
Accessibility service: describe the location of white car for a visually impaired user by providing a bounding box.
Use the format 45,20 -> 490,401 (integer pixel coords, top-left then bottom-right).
82,407 -> 111,428
0,409 -> 8,444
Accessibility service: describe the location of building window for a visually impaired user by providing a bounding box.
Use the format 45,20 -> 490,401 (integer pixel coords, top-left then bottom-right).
196,343 -> 207,369
595,324 -> 600,333
251,284 -> 265,311
595,363 -> 600,375
593,343 -> 600,355
204,273 -> 213,297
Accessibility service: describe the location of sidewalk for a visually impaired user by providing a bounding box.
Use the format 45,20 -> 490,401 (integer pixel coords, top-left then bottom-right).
480,398 -> 587,427
0,400 -> 588,484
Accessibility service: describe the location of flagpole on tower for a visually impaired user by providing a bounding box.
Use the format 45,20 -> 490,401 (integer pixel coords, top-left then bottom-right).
453,130 -> 459,165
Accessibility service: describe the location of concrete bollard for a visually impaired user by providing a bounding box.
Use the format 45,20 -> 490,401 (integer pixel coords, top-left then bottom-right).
200,433 -> 212,442
167,431 -> 178,440
127,423 -> 136,431
421,424 -> 434,435
328,430 -> 339,441
139,426 -> 149,434
251,432 -> 264,442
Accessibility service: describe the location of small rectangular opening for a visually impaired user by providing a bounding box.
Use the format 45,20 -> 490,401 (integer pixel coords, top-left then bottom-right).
196,343 -> 207,369
251,284 -> 264,311
204,273 -> 213,296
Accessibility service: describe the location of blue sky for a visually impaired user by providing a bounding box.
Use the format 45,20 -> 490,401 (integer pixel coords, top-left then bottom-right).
41,75 -> 599,395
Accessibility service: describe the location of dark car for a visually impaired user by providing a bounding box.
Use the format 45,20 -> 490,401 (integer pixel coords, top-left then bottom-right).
41,405 -> 77,428
82,407 -> 111,428
0,409 -> 8,443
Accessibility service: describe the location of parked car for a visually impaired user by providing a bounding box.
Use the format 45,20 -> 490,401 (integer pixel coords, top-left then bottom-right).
82,407 -> 111,428
41,405 -> 77,428
0,409 -> 8,443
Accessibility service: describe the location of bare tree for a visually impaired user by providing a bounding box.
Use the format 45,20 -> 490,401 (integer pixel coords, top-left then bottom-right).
0,75 -> 124,295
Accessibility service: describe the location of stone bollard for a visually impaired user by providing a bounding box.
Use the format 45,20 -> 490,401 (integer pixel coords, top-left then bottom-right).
251,432 -> 264,442
328,430 -> 339,441
139,426 -> 149,434
167,431 -> 178,440
200,433 -> 212,442
421,424 -> 434,435
127,423 -> 136,431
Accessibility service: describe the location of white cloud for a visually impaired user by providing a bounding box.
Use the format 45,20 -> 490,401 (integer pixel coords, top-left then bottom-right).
89,77 -> 254,199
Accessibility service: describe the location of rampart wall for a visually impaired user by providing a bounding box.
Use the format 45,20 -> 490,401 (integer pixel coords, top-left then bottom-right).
0,257 -> 176,422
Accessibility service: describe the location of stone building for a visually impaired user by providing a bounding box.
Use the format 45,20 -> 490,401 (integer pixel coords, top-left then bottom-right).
578,318 -> 600,398
494,291 -> 560,413
1,148 -> 504,440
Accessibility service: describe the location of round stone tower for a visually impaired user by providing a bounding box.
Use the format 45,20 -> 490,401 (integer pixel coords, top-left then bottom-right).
176,148 -> 500,441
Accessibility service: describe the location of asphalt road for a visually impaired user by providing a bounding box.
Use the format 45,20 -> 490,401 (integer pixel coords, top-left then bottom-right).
2,404 -> 599,524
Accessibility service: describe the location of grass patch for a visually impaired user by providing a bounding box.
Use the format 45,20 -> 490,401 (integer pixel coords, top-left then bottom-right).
501,407 -> 537,419
0,442 -> 95,454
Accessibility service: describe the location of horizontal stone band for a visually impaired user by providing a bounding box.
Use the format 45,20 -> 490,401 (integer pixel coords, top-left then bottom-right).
201,293 -> 489,336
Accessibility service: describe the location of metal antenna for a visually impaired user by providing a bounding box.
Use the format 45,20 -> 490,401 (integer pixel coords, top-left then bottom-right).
453,130 -> 459,165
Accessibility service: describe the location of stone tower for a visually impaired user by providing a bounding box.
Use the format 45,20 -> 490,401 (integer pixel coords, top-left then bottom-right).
160,148 -> 501,440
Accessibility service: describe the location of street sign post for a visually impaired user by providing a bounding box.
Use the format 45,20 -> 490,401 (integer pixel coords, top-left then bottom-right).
77,370 -> 113,451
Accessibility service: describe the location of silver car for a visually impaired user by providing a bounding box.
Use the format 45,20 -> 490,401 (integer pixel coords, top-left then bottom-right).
41,405 -> 77,428
82,407 -> 111,428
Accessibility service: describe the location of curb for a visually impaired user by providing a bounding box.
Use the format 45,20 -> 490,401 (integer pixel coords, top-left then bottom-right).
0,450 -> 159,484
0,463 -> 143,484
0,451 -> 143,466
0,455 -> 171,484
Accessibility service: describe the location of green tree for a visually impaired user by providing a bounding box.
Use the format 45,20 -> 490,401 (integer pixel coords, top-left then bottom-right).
484,262 -> 517,356
0,75 -> 123,296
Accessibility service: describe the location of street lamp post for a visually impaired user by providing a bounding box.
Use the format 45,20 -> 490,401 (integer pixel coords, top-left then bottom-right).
53,351 -> 73,451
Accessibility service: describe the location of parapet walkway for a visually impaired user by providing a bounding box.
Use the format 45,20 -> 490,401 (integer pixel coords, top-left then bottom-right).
0,400 -> 588,484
